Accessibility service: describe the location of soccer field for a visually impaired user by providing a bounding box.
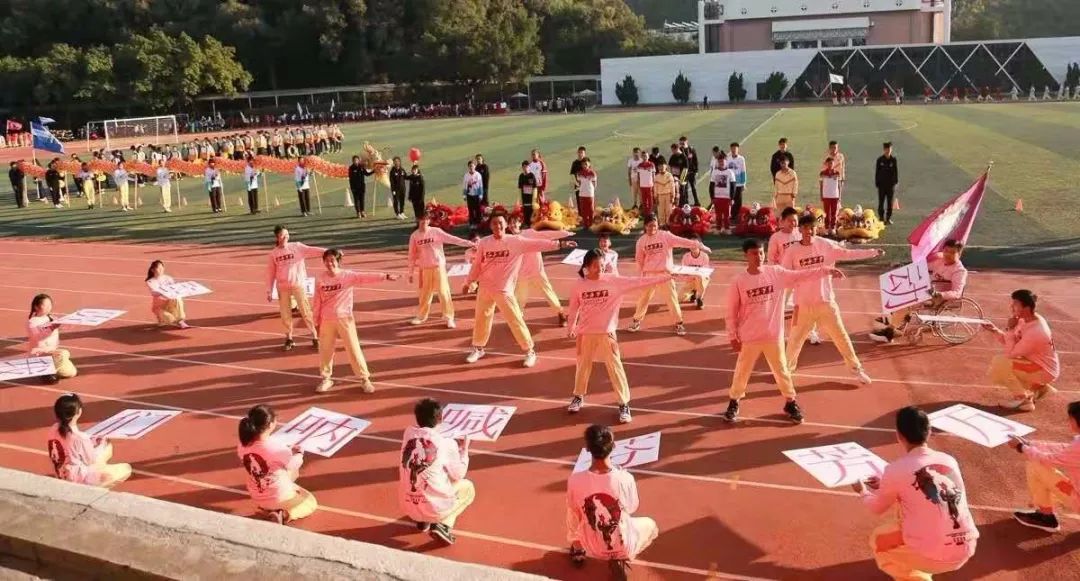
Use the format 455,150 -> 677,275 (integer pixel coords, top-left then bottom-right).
3,102 -> 1079,269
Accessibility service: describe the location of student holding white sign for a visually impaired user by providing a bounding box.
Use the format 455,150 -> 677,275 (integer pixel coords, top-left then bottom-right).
408,210 -> 474,329
598,233 -> 619,275
26,294 -> 77,382
630,215 -> 710,337
852,406 -> 978,580
677,234 -> 711,309
144,261 -> 190,329
47,394 -> 131,488
566,425 -> 657,576
266,225 -> 325,351
872,240 -> 968,344
983,290 -> 1060,412
509,214 -> 571,327
1006,401 -> 1080,533
236,405 -> 317,525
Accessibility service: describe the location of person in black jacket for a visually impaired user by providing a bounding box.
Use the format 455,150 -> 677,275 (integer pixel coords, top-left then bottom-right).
770,137 -> 795,179
45,159 -> 63,208
348,156 -> 374,218
875,142 -> 899,224
9,161 -> 25,208
389,157 -> 407,220
679,136 -> 701,206
474,154 -> 490,206
517,160 -> 538,226
405,164 -> 425,219
569,146 -> 586,211
667,143 -> 689,206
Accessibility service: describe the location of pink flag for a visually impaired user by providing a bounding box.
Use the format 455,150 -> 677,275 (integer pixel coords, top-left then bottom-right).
907,172 -> 988,262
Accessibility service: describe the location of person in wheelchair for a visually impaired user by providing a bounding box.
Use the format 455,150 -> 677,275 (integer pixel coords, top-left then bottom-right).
870,239 -> 968,344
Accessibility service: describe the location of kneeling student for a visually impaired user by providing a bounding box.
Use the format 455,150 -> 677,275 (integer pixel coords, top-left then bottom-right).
237,405 -> 317,524
1006,400 -> 1080,532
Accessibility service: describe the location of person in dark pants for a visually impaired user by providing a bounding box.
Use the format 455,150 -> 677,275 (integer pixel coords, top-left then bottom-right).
569,146 -> 586,211
406,164 -> 426,219
462,160 -> 484,226
9,161 -> 25,208
679,136 -> 700,206
348,156 -> 373,219
668,143 -> 688,207
875,142 -> 899,225
389,157 -> 407,220
294,158 -> 313,216
474,154 -> 490,206
518,160 -> 537,226
770,137 -> 795,180
45,160 -> 63,208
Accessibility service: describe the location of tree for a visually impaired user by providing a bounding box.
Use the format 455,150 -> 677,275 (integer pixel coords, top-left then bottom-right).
616,74 -> 639,106
421,0 -> 542,85
762,72 -> 789,101
728,72 -> 747,102
671,71 -> 691,103
1066,63 -> 1080,92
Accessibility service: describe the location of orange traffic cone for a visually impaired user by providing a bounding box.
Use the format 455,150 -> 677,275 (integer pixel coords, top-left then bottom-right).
892,198 -> 900,211
1015,198 -> 1023,212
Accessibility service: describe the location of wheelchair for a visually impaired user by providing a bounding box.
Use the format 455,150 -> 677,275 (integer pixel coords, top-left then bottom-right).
898,297 -> 984,346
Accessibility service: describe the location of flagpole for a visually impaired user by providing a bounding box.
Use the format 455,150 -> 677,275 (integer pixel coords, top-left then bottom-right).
313,174 -> 323,216
262,171 -> 269,215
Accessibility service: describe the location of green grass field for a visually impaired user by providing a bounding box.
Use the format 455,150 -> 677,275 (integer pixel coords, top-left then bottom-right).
3,102 -> 1079,269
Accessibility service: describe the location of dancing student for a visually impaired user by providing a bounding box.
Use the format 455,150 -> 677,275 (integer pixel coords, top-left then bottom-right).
598,233 -> 619,275
566,250 -> 670,422
266,225 -> 324,351
408,210 -> 474,328
518,160 -> 538,226
114,160 -> 133,212
629,215 -> 710,336
983,289 -> 1060,412
722,239 -> 843,424
27,293 -> 77,383
782,215 -> 881,384
390,156 -> 408,220
566,424 -> 658,579
852,406 -> 978,580
237,404 -> 317,525
406,164 -> 426,220
145,260 -> 191,329
312,248 -> 400,393
204,159 -> 224,213
770,208 -> 808,329
508,214 -> 571,327
294,158 -> 313,217
871,239 -> 968,344
399,398 -> 475,546
48,394 -> 132,488
463,231 -> 480,295
462,214 -> 576,367
1006,400 -> 1080,532
677,234 -> 711,309
348,156 -> 374,219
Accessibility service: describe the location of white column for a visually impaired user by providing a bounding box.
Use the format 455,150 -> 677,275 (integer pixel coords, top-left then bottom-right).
943,0 -> 952,44
698,1 -> 706,54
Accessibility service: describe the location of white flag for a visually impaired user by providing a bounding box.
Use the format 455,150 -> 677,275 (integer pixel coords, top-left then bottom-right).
330,99 -> 336,113
296,102 -> 303,116
829,73 -> 845,85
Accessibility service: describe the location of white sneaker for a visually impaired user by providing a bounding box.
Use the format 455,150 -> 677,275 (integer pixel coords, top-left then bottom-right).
54,204 -> 63,209
315,378 -> 334,393
628,320 -> 641,333
523,350 -> 537,368
675,323 -> 687,337
465,347 -> 485,364
358,378 -> 375,393
852,367 -> 872,385
567,396 -> 584,413
1002,397 -> 1035,412
445,318 -> 456,329
808,329 -> 822,345
409,317 -> 425,325
617,404 -> 632,424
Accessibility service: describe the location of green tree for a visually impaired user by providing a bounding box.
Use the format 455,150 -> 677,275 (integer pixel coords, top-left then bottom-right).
671,71 -> 691,103
728,72 -> 746,102
762,72 -> 789,101
421,0 -> 542,85
616,74 -> 639,106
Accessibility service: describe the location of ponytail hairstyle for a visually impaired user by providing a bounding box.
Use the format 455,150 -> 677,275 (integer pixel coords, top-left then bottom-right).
145,260 -> 164,282
238,404 -> 276,447
584,424 -> 615,460
29,293 -> 51,319
54,393 -> 82,437
579,248 -> 604,278
323,248 -> 343,265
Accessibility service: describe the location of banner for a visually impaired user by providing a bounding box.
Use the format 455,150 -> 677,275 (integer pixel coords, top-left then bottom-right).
907,171 -> 988,262
829,73 -> 844,85
31,121 -> 65,154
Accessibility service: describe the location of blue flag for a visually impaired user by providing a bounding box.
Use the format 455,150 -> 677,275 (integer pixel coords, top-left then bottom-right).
31,121 -> 65,154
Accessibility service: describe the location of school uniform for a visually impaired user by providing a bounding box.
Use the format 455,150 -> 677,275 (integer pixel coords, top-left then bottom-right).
727,154 -> 747,221
566,467 -> 658,561
156,167 -> 172,212
408,228 -> 472,322
514,229 -> 571,320
312,270 -> 392,384
243,165 -> 259,213
577,168 -> 597,227
237,438 -> 317,521
27,316 -> 77,378
710,166 -> 735,231
677,251 -> 711,302
47,425 -> 130,487
146,274 -> 187,325
294,166 -> 312,215
773,168 -> 799,212
204,167 -> 224,212
399,425 -> 474,527
632,231 -> 701,326
462,171 -> 484,225
267,242 -> 325,339
988,315 -> 1060,401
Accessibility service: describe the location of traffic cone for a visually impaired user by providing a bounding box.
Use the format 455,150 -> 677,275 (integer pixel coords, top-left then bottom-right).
1015,198 -> 1023,212
112,196 -> 118,206
892,198 -> 900,211
274,197 -> 281,208
181,196 -> 188,207
237,196 -> 245,207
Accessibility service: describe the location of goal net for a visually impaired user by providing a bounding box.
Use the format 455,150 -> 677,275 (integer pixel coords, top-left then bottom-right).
92,115 -> 179,151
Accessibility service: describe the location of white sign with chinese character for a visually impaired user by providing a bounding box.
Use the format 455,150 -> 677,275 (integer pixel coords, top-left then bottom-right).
573,431 -> 662,473
271,277 -> 315,300
437,404 -> 516,442
879,260 -> 932,314
159,280 -> 213,300
561,248 -> 588,267
671,265 -> 715,279
272,407 -> 371,457
54,309 -> 126,327
0,356 -> 57,381
446,263 -> 471,278
783,442 -> 887,488
929,404 -> 1035,448
85,409 -> 181,440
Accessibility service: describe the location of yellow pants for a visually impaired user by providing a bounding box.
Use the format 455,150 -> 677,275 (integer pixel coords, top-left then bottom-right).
633,274 -> 682,324
278,285 -> 315,337
774,194 -> 795,212
678,275 -> 710,301
988,355 -> 1054,398
472,291 -> 533,351
417,266 -> 454,321
1026,460 -> 1077,511
118,183 -> 130,207
574,333 -> 631,404
51,349 -> 77,379
153,298 -> 186,325
514,273 -> 562,317
82,183 -> 96,206
729,340 -> 796,400
630,181 -> 640,208
160,185 -> 171,210
260,486 -> 318,522
657,194 -> 673,223
440,479 -> 476,528
93,443 -> 132,487
871,513 -> 972,580
786,301 -> 861,371
318,317 -> 370,380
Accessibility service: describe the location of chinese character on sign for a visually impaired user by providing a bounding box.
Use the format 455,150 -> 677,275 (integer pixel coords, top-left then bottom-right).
928,404 -> 1035,448
574,432 -> 662,473
0,356 -> 56,381
54,309 -> 126,327
85,409 -> 181,440
783,442 -> 887,488
879,260 -> 932,314
438,404 -> 516,442
272,407 -> 371,457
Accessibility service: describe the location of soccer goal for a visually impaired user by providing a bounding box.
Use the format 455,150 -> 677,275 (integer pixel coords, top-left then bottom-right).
87,115 -> 179,151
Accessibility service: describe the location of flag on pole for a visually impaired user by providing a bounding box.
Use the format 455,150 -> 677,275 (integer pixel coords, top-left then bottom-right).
296,102 -> 304,117
304,105 -> 311,117
30,121 -> 65,154
330,99 -> 336,113
907,170 -> 989,262
38,116 -> 57,125
829,73 -> 844,85
6,119 -> 23,132
240,111 -> 248,124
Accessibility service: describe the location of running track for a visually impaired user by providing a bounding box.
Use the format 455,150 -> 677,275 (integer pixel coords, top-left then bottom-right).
0,239 -> 1078,580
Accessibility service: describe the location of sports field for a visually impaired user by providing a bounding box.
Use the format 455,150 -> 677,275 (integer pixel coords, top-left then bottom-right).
2,101 -> 1079,269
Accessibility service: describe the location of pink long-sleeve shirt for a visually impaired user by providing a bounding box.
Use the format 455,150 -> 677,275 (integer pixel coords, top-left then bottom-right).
312,269 -> 388,325
27,315 -> 60,355
47,424 -> 108,486
237,437 -> 304,505
267,242 -> 326,294
518,229 -> 574,280
567,275 -> 668,335
635,230 -> 703,273
860,447 -> 979,563
408,228 -> 472,270
466,234 -> 562,295
1023,435 -> 1080,508
146,274 -> 176,310
999,314 -> 1060,380
781,237 -> 877,306
399,425 -> 469,523
726,266 -> 831,344
767,229 -> 801,265
566,467 -> 643,560
927,254 -> 968,300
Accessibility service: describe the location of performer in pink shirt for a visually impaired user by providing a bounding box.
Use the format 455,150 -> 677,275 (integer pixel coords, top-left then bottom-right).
26,293 -> 77,383
566,250 -> 670,423
676,235 -> 711,309
47,394 -> 131,487
723,239 -> 843,424
312,249 -> 400,393
629,215 -> 710,336
408,211 -> 474,328
463,214 -> 576,367
236,405 -> 317,524
852,406 -> 978,579
145,260 -> 191,330
597,233 -> 620,275
782,214 -> 882,384
872,240 -> 968,344
768,207 -> 803,325
566,425 -> 657,578
508,214 -> 571,326
399,398 -> 474,545
266,225 -> 325,350
983,289 -> 1060,412
1007,401 -> 1080,532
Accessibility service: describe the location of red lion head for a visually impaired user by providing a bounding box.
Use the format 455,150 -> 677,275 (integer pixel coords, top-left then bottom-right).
667,205 -> 712,237
733,203 -> 778,237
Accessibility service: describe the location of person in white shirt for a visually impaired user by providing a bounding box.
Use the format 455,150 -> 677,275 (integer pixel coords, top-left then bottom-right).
462,160 -> 485,226
852,406 -> 978,580
294,158 -> 312,217
114,161 -> 133,212
598,233 -> 619,275
819,158 -> 842,235
709,152 -> 735,233
399,398 -> 474,546
243,156 -> 261,214
204,160 -> 224,213
566,424 -> 657,577
626,148 -> 643,209
155,161 -> 172,213
727,142 -> 747,223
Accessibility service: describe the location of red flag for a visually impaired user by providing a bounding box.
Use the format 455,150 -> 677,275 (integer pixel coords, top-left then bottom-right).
907,171 -> 989,262
6,119 -> 23,132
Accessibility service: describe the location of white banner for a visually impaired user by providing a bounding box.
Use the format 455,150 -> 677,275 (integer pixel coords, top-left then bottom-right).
783,442 -> 887,488
573,431 -> 661,473
0,356 -> 57,381
446,263 -> 471,278
671,265 -> 714,279
929,404 -> 1035,448
160,280 -> 212,300
54,309 -> 126,327
85,409 -> 181,439
438,404 -> 516,442
272,407 -> 371,457
879,260 -> 932,314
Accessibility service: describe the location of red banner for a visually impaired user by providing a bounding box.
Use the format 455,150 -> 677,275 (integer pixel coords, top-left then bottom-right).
907,171 -> 988,262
